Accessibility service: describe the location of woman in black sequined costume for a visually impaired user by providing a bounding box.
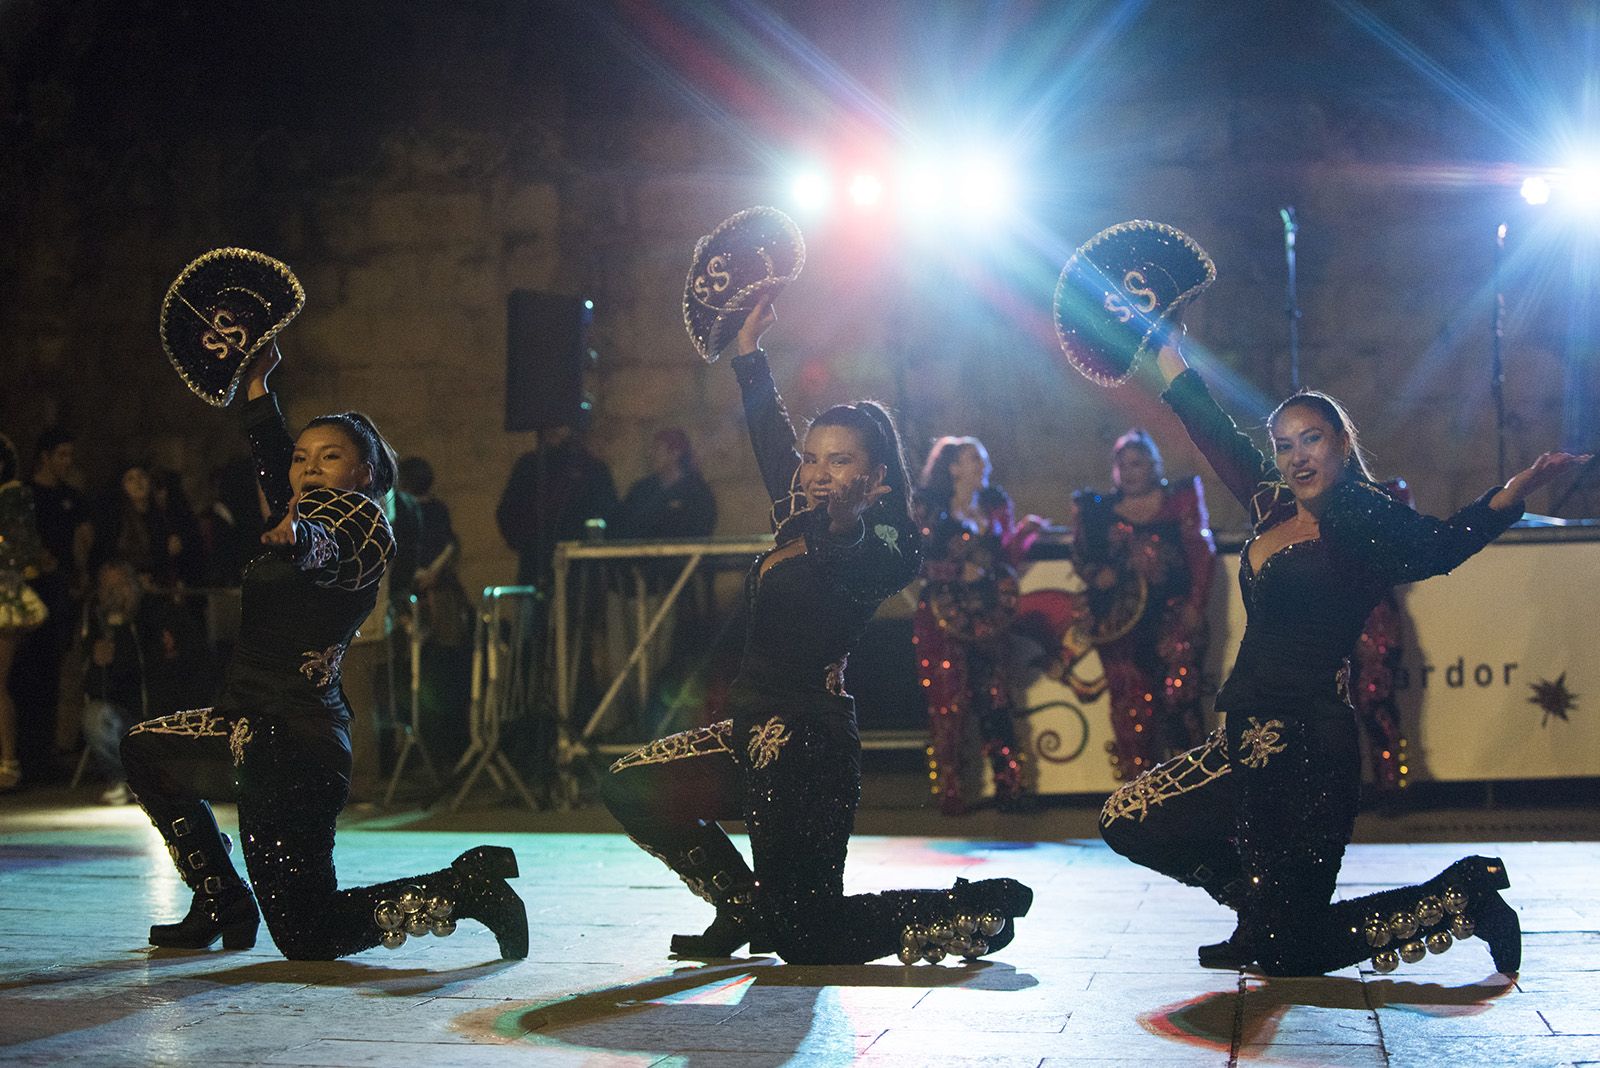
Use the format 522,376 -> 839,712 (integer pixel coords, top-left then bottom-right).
1097,335 -> 1584,977
602,300 -> 1033,965
121,345 -> 527,960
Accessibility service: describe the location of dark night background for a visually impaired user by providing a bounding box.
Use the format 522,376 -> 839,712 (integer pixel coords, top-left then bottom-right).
4,0 -> 1598,594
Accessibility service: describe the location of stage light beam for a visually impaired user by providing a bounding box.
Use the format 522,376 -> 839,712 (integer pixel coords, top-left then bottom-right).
791,171 -> 830,212
1569,163 -> 1600,211
848,172 -> 883,209
955,158 -> 1014,220
908,167 -> 940,214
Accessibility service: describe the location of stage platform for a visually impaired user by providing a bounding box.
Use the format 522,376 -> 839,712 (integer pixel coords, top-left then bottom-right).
3,794 -> 1599,1067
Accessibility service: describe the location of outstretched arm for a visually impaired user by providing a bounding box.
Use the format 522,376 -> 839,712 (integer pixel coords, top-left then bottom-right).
1324,452 -> 1588,585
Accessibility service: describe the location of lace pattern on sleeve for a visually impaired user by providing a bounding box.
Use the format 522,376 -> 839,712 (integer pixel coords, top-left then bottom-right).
294,487 -> 396,591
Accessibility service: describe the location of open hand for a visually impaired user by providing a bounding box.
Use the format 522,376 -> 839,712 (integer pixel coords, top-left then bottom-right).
735,295 -> 776,355
826,473 -> 891,534
244,341 -> 282,401
1496,451 -> 1592,509
261,494 -> 300,546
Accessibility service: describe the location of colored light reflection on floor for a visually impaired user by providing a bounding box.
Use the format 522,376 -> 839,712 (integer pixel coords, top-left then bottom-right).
644,970 -> 757,1007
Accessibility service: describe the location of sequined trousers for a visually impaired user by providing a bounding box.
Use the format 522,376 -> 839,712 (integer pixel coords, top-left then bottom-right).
1101,709 -> 1491,976
603,701 -> 969,965
914,602 -> 1025,811
121,704 -> 461,959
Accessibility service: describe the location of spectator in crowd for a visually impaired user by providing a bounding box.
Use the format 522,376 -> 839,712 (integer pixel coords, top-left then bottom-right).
397,456 -> 472,766
81,559 -> 211,803
496,426 -> 617,589
91,462 -> 164,582
151,467 -> 207,589
19,426 -> 93,777
1,432 -> 49,791
606,429 -> 719,733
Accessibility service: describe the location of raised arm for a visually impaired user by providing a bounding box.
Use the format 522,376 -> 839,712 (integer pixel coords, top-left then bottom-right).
1155,344 -> 1279,517
728,299 -> 802,525
240,343 -> 294,517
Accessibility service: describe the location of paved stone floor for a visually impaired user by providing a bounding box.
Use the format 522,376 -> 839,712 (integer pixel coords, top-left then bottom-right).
2,795 -> 1597,1067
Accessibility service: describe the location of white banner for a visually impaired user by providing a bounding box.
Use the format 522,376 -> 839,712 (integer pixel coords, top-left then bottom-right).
1011,535 -> 1600,794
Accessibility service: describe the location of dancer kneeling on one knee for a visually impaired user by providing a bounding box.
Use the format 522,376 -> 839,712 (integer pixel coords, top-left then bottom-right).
603,298 -> 1033,965
122,343 -> 526,960
1098,332 -> 1584,977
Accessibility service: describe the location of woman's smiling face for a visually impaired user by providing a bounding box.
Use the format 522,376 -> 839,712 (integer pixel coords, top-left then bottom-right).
1271,403 -> 1349,504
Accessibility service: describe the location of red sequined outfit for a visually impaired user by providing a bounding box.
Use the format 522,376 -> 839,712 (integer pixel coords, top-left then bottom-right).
1072,478 -> 1215,780
916,492 -> 1030,814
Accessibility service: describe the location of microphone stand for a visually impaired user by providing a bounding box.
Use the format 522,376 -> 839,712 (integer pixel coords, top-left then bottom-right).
1492,223 -> 1508,484
1280,207 -> 1301,390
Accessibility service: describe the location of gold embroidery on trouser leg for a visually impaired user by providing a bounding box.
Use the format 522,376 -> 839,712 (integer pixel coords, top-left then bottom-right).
229,717 -> 254,767
746,716 -> 792,769
1100,726 -> 1231,825
609,721 -> 735,772
1238,716 -> 1288,768
126,707 -> 227,739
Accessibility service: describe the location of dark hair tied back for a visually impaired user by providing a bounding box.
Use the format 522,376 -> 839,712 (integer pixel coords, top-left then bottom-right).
307,411 -> 399,498
810,401 -> 914,529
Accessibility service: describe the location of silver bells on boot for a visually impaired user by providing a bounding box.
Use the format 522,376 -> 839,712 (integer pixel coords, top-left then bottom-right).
374,886 -> 456,949
1367,885 -> 1471,973
896,912 -> 1007,965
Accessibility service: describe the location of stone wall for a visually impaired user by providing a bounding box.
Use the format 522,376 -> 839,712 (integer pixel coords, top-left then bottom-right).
3,1 -> 1592,603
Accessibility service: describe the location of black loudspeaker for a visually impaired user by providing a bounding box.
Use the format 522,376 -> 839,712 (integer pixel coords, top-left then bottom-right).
506,290 -> 593,432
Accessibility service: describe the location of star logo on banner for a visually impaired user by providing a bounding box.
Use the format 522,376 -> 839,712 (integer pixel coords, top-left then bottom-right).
1528,673 -> 1578,728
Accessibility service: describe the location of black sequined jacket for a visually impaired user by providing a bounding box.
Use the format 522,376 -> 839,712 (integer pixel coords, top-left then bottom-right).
730,350 -> 921,713
224,394 -> 396,720
1162,368 -> 1519,716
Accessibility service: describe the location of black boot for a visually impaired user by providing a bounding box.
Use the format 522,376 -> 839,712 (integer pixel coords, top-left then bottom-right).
141,802 -> 259,951
1198,924 -> 1253,970
649,837 -> 767,958
1360,855 -> 1519,976
896,877 -> 1033,964
371,846 -> 528,959
150,886 -> 261,950
1196,873 -> 1253,969
670,894 -> 771,958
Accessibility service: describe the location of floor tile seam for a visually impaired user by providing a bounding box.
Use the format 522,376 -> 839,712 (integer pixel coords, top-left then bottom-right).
1358,972 -> 1395,1066
1227,970 -> 1246,1068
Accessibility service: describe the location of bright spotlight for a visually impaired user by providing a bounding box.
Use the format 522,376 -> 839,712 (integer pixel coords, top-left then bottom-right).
791,171 -> 830,211
1569,163 -> 1600,210
899,166 -> 945,214
956,157 -> 1013,219
848,172 -> 883,208
1521,175 -> 1551,206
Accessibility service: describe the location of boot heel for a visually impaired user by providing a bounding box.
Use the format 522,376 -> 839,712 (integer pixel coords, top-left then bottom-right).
222,917 -> 259,950
455,846 -> 519,880
1480,857 -> 1511,892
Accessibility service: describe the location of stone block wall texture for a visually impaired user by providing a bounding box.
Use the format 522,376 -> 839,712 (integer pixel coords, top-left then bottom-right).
3,1 -> 1595,602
